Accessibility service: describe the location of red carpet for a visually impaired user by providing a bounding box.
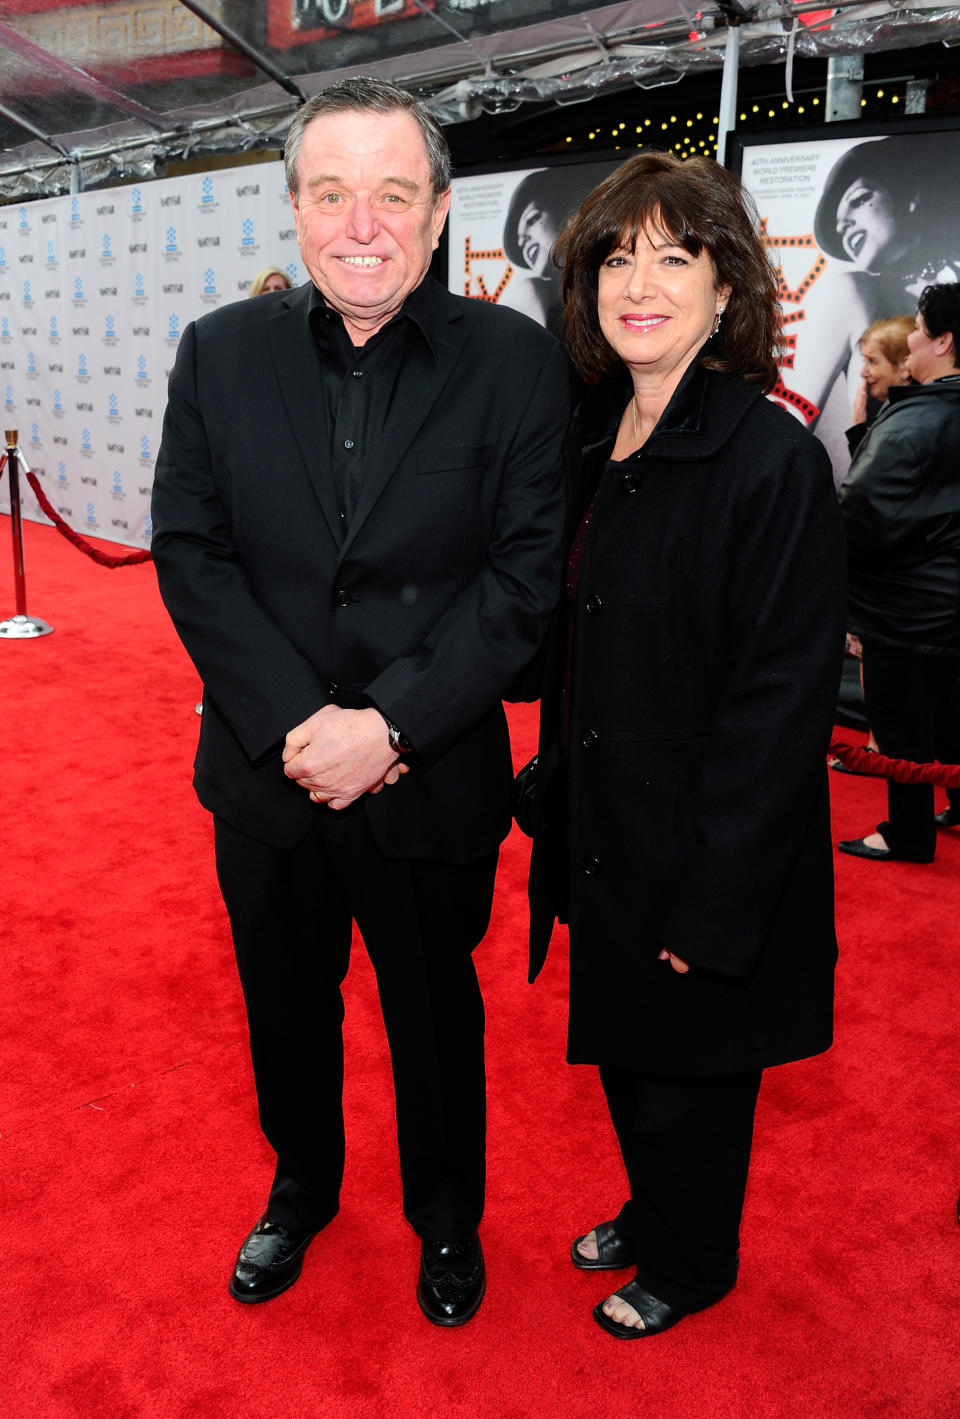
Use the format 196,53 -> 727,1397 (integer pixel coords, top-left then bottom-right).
4,517 -> 960,1417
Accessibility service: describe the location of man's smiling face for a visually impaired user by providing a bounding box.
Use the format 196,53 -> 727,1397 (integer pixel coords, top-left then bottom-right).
290,108 -> 450,342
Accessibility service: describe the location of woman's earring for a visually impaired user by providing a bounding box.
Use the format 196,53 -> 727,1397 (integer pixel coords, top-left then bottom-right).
713,305 -> 725,336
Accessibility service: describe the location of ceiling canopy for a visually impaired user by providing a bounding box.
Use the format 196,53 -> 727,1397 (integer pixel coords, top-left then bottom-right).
1,0 -> 958,198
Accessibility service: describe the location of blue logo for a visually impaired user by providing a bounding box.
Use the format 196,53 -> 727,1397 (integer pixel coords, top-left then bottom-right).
77,352 -> 88,377
18,207 -> 28,231
130,187 -> 143,216
101,233 -> 112,259
49,315 -> 59,339
241,218 -> 255,248
203,266 -> 216,296
46,240 -> 55,266
86,501 -> 96,527
4,385 -> 14,411
140,434 -> 151,461
202,177 -> 214,205
0,245 -> 8,272
112,469 -> 123,494
27,351 -> 37,375
105,313 -> 116,340
165,225 -> 178,253
286,263 -> 298,283
168,312 -> 180,340
1,316 -> 10,338
108,392 -> 119,418
74,276 -> 84,300
137,355 -> 147,380
57,461 -> 67,484
143,512 -> 153,539
31,421 -> 40,446
134,272 -> 146,299
70,197 -> 81,223
81,428 -> 92,453
23,279 -> 32,303
53,389 -> 63,412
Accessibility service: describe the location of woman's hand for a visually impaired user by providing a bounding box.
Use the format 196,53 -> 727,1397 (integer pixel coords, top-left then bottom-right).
658,948 -> 690,975
852,375 -> 869,426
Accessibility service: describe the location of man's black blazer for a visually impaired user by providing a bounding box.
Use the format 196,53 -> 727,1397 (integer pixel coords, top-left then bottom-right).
151,276 -> 569,858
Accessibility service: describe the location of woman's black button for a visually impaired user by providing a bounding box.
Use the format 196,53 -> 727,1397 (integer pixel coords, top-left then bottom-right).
582,857 -> 601,876
581,729 -> 599,749
335,588 -> 352,607
622,471 -> 639,494
585,594 -> 603,616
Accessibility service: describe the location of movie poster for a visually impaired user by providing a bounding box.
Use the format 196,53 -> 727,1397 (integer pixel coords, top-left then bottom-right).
448,159 -> 619,337
737,126 -> 960,483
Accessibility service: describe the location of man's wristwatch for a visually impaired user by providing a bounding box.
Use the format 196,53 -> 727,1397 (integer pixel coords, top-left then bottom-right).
381,713 -> 413,755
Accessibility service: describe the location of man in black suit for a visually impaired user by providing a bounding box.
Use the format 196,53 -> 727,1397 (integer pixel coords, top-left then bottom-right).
151,78 -> 568,1325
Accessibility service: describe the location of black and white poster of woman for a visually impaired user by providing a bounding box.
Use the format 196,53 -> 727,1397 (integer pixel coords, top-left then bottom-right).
737,126 -> 959,483
448,159 -> 618,335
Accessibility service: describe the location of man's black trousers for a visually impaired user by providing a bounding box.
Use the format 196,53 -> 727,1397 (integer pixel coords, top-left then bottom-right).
214,806 -> 497,1242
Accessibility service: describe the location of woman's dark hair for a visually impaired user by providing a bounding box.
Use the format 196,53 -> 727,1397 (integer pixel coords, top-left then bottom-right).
555,151 -> 781,390
918,281 -> 960,364
503,168 -> 579,270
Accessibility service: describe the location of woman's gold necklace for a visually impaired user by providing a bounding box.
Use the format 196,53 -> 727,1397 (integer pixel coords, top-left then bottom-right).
632,395 -> 641,450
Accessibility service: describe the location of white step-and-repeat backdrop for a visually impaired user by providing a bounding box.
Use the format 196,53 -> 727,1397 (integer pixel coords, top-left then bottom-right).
1,160 -> 307,549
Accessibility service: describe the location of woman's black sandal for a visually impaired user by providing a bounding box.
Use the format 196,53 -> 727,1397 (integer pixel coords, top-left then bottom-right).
570,1220 -> 636,1271
592,1281 -> 687,1339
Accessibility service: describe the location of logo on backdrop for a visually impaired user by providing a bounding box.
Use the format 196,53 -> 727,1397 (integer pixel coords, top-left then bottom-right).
18,206 -> 31,235
27,351 -> 38,378
111,468 -> 125,500
0,245 -> 7,272
104,313 -> 118,345
4,385 -> 15,413
199,175 -> 218,213
135,355 -> 149,387
53,388 -> 64,417
85,500 -> 99,531
138,434 -> 152,466
239,217 -> 258,256
48,314 -> 60,344
76,352 -> 90,384
45,240 -> 56,268
164,225 -> 181,261
200,266 -> 219,304
30,422 -> 41,449
107,391 -> 121,424
22,279 -> 34,307
142,511 -> 153,541
166,313 -> 181,346
72,276 -> 86,307
133,272 -> 147,305
1,315 -> 11,342
57,461 -> 68,490
81,427 -> 93,457
69,197 -> 82,228
100,233 -> 115,266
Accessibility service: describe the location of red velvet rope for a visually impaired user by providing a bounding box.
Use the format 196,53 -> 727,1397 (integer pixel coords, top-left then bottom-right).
25,469 -> 152,568
829,741 -> 960,788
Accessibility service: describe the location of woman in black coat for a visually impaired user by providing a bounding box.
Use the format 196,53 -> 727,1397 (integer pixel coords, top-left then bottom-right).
528,152 -> 847,1339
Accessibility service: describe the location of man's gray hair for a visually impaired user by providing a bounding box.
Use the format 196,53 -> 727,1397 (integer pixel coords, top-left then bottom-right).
284,77 -> 452,200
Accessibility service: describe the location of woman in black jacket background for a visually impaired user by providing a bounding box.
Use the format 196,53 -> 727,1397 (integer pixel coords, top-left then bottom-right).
838,281 -> 960,863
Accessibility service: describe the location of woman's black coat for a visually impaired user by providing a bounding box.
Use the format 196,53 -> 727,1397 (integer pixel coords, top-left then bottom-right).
528,363 -> 847,1077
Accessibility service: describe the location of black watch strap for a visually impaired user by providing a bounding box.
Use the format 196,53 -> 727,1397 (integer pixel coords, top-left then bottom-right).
381,714 -> 413,755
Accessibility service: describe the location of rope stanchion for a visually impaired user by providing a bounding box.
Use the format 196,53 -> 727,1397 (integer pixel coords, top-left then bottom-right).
828,741 -> 960,789
1,432 -> 53,639
25,467 -> 152,568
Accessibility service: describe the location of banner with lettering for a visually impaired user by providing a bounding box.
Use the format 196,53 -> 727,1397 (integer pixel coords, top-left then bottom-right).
0,161 -> 306,548
736,125 -> 960,483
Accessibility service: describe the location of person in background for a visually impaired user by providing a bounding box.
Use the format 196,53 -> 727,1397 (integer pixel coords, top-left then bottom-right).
527,152 -> 845,1339
500,167 -> 575,334
152,77 -> 568,1328
837,281 -> 960,862
249,265 -> 293,296
846,313 -> 914,456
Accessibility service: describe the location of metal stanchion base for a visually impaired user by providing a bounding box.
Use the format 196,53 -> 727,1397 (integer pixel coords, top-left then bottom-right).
0,613 -> 54,638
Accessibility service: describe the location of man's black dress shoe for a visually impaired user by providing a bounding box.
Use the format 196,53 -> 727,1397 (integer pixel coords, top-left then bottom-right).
416,1235 -> 485,1326
593,1281 -> 690,1339
571,1220 -> 637,1271
935,807 -> 960,828
837,837 -> 933,863
229,1216 -> 316,1304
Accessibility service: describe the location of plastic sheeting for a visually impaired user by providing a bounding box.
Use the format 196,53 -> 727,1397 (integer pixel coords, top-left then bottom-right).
0,0 -> 958,198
